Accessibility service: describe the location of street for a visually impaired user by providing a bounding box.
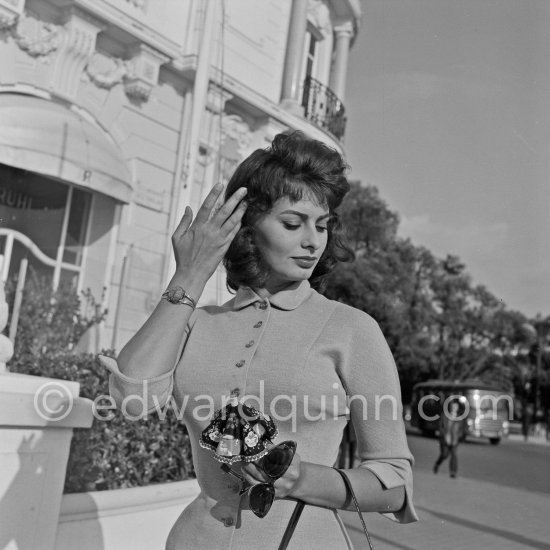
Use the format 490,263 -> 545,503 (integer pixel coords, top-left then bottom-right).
342,430 -> 550,549
407,430 -> 550,495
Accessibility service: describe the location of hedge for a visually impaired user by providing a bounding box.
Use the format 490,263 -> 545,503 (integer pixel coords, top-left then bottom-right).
5,272 -> 194,493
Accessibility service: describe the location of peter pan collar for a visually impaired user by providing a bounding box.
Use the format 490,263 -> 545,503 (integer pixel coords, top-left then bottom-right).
233,280 -> 312,311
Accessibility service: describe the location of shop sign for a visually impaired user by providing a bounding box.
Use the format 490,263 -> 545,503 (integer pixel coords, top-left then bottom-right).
0,186 -> 33,209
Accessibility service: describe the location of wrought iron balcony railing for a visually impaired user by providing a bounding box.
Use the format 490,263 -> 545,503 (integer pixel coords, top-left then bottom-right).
301,76 -> 347,140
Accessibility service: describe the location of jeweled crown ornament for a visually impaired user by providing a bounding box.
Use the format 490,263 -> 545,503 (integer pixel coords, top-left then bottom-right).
200,389 -> 278,464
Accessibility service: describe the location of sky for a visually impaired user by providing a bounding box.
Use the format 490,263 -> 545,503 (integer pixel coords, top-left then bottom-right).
345,0 -> 550,318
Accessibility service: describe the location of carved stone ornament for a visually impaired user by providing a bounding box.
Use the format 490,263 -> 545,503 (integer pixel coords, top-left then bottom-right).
221,114 -> 253,160
51,8 -> 104,99
124,44 -> 169,100
85,52 -> 128,89
307,0 -> 331,37
0,0 -> 24,31
0,13 -> 17,31
11,13 -> 63,60
85,44 -> 168,101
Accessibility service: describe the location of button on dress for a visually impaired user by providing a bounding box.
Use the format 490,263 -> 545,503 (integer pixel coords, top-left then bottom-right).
101,280 -> 418,549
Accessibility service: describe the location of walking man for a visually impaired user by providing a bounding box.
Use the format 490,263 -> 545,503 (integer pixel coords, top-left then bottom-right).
433,398 -> 463,478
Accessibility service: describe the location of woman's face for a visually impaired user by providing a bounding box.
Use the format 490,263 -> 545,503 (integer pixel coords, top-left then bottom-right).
253,195 -> 329,293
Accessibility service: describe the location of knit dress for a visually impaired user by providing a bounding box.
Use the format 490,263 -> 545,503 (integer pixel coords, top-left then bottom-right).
101,280 -> 418,549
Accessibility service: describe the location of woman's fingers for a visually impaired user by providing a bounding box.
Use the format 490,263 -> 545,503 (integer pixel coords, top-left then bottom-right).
169,184 -> 246,276
241,463 -> 269,485
273,454 -> 301,498
172,206 -> 193,240
221,199 -> 247,237
214,187 -> 248,226
194,183 -> 225,225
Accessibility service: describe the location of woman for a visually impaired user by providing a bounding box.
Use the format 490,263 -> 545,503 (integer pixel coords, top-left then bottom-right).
101,132 -> 418,549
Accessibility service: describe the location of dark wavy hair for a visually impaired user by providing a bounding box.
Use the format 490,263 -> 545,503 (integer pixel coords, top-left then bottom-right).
223,131 -> 354,292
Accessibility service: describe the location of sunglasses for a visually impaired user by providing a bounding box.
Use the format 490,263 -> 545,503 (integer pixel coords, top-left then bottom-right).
221,440 -> 297,518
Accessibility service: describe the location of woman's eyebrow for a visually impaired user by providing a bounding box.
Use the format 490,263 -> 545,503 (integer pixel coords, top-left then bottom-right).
279,209 -> 330,221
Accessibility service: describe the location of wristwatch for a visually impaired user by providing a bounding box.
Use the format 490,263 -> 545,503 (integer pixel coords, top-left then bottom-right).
161,286 -> 197,309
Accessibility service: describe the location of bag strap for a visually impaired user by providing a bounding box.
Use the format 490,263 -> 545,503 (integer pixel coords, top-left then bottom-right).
278,470 -> 375,550
277,500 -> 306,550
335,469 -> 375,550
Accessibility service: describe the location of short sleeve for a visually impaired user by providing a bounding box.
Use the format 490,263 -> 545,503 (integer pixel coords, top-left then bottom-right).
334,307 -> 418,523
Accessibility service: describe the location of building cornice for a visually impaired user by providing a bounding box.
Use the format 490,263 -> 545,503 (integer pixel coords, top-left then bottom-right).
71,0 -> 183,59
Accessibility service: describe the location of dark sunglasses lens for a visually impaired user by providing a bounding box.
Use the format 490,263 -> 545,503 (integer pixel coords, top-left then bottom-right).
262,441 -> 297,479
249,484 -> 275,518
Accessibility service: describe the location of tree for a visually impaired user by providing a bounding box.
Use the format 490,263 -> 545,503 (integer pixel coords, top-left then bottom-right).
324,180 -> 542,403
326,183 -> 439,399
343,181 -> 399,253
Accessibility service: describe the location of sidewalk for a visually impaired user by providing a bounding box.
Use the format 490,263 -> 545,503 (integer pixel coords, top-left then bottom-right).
342,469 -> 550,549
507,433 -> 550,446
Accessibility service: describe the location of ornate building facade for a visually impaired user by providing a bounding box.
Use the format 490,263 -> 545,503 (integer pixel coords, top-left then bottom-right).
0,0 -> 361,351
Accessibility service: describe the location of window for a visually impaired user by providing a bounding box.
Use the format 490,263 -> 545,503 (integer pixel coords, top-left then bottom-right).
0,163 -> 91,289
63,188 -> 91,266
304,29 -> 318,82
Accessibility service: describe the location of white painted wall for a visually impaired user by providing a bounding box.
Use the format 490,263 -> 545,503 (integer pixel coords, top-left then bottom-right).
55,480 -> 200,550
216,0 -> 292,103
95,0 -> 193,52
0,373 -> 94,550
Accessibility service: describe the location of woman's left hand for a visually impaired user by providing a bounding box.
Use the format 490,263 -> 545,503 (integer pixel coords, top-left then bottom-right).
241,452 -> 302,499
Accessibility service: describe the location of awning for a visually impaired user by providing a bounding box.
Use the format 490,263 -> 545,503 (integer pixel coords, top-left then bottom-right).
0,93 -> 132,203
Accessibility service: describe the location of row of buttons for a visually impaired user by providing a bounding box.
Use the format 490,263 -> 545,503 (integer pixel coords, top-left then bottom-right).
221,299 -> 270,528
235,317 -> 265,368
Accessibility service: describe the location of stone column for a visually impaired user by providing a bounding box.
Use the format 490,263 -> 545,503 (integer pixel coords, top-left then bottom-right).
329,21 -> 354,101
280,0 -> 309,115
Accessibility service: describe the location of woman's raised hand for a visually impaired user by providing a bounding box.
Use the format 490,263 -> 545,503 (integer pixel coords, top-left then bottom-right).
172,183 -> 247,281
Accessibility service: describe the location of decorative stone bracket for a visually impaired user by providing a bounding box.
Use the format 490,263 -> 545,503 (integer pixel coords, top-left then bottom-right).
0,0 -> 24,31
1,2 -> 168,101
50,7 -> 105,100
0,6 -> 101,97
124,43 -> 169,100
85,43 -> 169,101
